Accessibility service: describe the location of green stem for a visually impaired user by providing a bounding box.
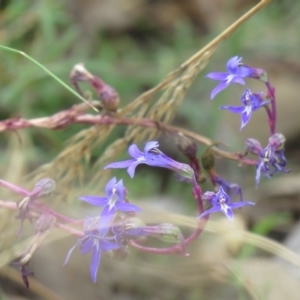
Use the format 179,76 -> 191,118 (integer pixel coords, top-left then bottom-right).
0,45 -> 98,112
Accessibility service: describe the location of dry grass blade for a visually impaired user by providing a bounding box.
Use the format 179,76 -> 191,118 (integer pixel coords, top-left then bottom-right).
140,206 -> 300,269
31,125 -> 114,201
33,0 -> 270,194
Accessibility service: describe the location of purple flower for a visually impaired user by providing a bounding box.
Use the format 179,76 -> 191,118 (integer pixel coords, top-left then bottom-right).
105,141 -> 194,180
220,89 -> 270,130
206,56 -> 254,99
198,186 -> 254,221
64,217 -> 120,283
255,133 -> 290,187
79,177 -> 141,234
212,175 -> 243,202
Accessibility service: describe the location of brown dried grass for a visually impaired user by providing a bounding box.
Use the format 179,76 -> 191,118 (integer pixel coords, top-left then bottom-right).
30,0 -> 270,197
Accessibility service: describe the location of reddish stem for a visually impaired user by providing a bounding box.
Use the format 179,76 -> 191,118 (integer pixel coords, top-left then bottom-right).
265,81 -> 276,135
129,216 -> 209,255
0,113 -> 258,166
0,179 -> 30,197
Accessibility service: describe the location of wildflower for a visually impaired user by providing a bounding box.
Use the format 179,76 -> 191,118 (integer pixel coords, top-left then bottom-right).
212,175 -> 243,202
198,186 -> 254,221
255,133 -> 290,187
79,177 -> 141,234
206,56 -> 254,99
64,217 -> 120,283
105,141 -> 195,180
220,89 -> 270,130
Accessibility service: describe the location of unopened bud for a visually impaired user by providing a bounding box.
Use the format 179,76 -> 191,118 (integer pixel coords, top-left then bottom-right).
126,217 -> 146,228
268,133 -> 285,150
125,218 -> 148,241
156,223 -> 182,243
70,63 -> 93,82
177,137 -> 198,159
255,68 -> 268,82
71,63 -> 120,112
143,223 -> 183,243
97,82 -> 120,112
201,149 -> 215,171
32,178 -> 56,197
245,138 -> 262,156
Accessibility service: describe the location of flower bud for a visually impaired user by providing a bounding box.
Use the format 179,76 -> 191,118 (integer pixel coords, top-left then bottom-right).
156,223 -> 183,243
125,218 -> 148,242
251,68 -> 268,82
70,63 -> 120,112
177,137 -> 198,159
143,223 -> 183,243
70,63 -> 93,82
201,148 -> 215,171
245,138 -> 262,156
32,178 -> 56,197
268,133 -> 286,150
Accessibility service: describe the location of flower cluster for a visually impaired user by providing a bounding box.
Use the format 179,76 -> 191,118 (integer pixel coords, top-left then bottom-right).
207,56 -> 289,186
207,56 -> 271,130
245,133 -> 290,187
64,144 -> 196,281
65,133 -> 263,282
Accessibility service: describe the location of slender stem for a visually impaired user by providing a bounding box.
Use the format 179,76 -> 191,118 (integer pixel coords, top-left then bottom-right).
129,216 -> 209,255
0,178 -> 82,224
0,179 -> 30,197
0,200 -> 17,210
192,176 -> 203,214
56,223 -> 83,238
0,199 -> 84,238
0,45 -> 98,112
33,202 -> 82,224
0,113 -> 258,165
128,174 -> 208,255
265,81 -> 276,134
264,106 -> 273,135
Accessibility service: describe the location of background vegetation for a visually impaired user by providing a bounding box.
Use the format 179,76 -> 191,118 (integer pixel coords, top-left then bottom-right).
1,0 -> 300,299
